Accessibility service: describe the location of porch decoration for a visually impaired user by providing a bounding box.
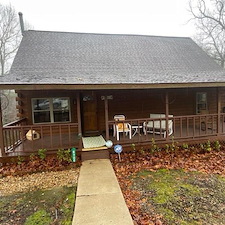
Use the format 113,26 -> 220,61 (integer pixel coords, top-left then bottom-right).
105,140 -> 113,148
114,144 -> 122,161
26,129 -> 40,141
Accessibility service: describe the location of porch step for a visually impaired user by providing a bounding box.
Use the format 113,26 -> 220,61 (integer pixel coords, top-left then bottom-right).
81,148 -> 109,161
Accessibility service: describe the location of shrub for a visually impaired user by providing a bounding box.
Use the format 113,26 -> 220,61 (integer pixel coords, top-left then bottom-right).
38,149 -> 47,160
200,140 -> 212,153
57,149 -> 72,163
17,156 -> 25,165
214,140 -> 221,151
151,138 -> 160,153
182,143 -> 189,150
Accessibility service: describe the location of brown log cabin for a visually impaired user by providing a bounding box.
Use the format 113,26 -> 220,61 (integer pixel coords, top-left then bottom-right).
1,30 -> 225,158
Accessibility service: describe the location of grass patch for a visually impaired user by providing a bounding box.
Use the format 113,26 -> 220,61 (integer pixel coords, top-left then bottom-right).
133,169 -> 225,225
0,186 -> 76,225
25,209 -> 51,225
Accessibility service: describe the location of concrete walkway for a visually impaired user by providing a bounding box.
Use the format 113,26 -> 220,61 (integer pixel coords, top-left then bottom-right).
72,159 -> 134,225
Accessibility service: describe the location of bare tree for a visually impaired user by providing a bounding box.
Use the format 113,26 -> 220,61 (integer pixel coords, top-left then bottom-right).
0,4 -> 21,76
189,0 -> 225,67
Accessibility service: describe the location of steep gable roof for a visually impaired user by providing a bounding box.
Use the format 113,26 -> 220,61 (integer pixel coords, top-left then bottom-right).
1,30 -> 225,87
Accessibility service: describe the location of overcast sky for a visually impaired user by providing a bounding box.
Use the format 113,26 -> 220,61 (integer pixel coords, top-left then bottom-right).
2,0 -> 195,37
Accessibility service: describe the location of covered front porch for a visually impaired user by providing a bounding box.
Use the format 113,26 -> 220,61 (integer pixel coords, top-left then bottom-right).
0,87 -> 225,157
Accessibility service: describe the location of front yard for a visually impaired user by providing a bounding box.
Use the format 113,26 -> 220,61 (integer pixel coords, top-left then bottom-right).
111,141 -> 225,225
0,153 -> 80,225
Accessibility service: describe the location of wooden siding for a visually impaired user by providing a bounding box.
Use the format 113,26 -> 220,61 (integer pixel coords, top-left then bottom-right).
97,88 -> 219,132
15,87 -> 222,133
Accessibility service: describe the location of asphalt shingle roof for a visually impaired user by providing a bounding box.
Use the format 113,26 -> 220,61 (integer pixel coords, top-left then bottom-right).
1,30 -> 225,85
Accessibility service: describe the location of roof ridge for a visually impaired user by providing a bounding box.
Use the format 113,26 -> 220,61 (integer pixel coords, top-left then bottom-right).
26,29 -> 191,39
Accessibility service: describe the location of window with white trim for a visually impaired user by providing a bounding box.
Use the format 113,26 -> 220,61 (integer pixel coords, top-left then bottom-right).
32,97 -> 71,123
196,92 -> 207,114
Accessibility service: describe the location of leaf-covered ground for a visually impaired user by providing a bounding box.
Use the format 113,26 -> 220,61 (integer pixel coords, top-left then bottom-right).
111,144 -> 225,225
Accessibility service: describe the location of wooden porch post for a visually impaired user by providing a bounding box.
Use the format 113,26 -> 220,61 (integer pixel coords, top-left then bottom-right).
76,93 -> 82,150
165,91 -> 169,140
217,87 -> 221,135
0,96 -> 6,157
104,96 -> 109,140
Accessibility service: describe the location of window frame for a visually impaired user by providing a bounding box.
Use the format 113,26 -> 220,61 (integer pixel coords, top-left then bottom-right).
196,92 -> 208,114
32,97 -> 71,124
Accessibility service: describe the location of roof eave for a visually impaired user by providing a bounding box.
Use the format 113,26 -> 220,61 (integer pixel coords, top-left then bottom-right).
1,82 -> 225,90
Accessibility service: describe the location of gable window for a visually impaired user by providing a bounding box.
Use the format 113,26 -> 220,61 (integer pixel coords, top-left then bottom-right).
32,98 -> 71,123
196,92 -> 207,114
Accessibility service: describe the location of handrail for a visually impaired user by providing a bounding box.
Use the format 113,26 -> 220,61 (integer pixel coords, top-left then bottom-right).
108,113 -> 225,123
4,118 -> 27,127
4,122 -> 79,129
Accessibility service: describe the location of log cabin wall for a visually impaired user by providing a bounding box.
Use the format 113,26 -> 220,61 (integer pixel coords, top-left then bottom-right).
15,87 -> 220,133
97,87 -> 219,132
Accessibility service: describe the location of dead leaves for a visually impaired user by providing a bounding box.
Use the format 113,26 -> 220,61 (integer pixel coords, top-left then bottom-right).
0,155 -> 81,177
111,147 -> 225,224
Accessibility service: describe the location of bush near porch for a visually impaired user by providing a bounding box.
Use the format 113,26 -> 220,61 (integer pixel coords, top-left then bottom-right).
111,141 -> 225,225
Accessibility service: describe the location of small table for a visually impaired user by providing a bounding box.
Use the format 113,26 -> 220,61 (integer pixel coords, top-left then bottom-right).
132,125 -> 143,137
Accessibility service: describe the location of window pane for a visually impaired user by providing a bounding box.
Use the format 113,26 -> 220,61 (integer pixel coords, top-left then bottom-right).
197,93 -> 207,103
34,112 -> 51,123
33,99 -> 50,110
53,111 -> 70,122
53,98 -> 69,110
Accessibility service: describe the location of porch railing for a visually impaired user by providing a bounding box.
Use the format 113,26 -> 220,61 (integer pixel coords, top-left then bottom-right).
3,118 -> 27,152
109,113 -> 225,144
3,120 -> 79,154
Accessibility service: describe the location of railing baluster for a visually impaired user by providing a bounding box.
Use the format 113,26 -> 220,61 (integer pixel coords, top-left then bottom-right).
59,125 -> 62,148
193,116 -> 195,138
41,126 -> 43,149
69,125 -> 71,147
50,125 -> 53,149
187,118 -> 189,137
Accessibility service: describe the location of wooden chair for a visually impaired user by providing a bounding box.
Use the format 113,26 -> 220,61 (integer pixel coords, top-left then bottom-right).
113,115 -> 132,141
